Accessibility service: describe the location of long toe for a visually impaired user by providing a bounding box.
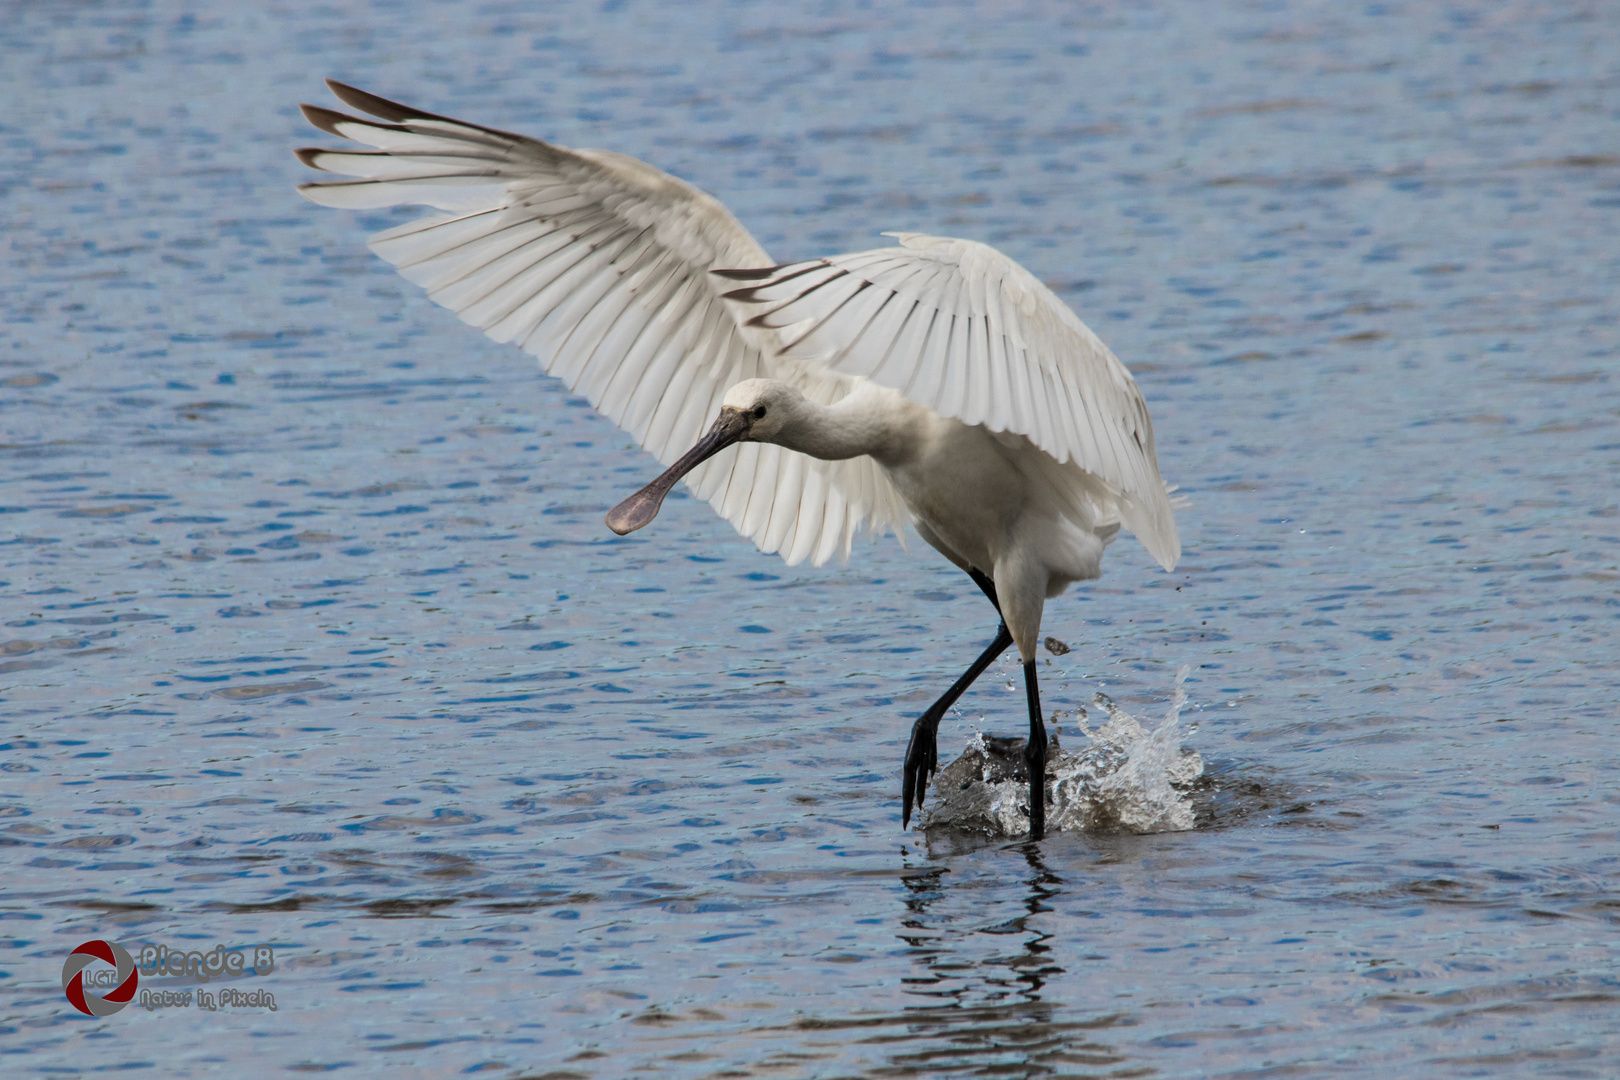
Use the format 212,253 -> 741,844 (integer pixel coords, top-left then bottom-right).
902,744 -> 920,826
902,715 -> 942,828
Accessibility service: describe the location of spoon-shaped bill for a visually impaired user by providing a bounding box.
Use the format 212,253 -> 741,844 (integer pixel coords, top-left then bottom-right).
605,408 -> 749,535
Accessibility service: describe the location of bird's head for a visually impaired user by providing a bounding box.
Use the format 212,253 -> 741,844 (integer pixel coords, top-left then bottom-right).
719,378 -> 800,443
604,379 -> 802,536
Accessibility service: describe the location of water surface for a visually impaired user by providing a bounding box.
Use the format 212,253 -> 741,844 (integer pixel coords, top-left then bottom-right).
2,1 -> 1617,1076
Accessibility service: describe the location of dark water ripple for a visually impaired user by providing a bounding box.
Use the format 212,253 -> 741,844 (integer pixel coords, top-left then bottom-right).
2,0 -> 1618,1076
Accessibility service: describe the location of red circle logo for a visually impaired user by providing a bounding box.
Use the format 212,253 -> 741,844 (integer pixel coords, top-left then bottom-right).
62,940 -> 138,1016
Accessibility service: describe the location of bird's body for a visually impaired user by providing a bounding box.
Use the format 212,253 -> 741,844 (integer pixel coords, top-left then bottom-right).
296,81 -> 1180,838
707,378 -> 1118,655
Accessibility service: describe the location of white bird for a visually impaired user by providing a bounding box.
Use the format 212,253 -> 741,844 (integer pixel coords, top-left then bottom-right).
295,80 -> 1181,838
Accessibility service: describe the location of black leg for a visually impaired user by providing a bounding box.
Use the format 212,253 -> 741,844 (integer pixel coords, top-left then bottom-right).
967,567 -> 1000,611
1022,659 -> 1047,840
901,567 -> 1011,829
903,623 -> 1013,826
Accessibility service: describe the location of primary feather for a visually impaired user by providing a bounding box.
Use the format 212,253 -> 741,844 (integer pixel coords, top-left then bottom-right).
297,79 -> 909,566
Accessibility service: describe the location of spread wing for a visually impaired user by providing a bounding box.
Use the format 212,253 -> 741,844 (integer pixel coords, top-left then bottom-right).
717,232 -> 1180,569
294,80 -> 908,566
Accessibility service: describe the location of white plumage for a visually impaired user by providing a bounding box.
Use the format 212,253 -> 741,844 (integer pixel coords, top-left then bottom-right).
296,80 -> 1182,838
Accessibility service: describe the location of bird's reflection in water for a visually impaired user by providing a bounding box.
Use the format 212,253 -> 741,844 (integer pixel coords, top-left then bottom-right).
726,842 -> 1132,1076
878,840 -> 1132,1077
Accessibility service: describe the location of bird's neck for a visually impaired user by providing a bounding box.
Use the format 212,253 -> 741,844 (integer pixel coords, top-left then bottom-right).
773,384 -> 922,465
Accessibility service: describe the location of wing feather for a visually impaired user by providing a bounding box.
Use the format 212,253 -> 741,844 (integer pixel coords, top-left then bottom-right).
965,315 -> 992,429
762,444 -> 806,554
597,263 -> 699,428
982,285 -> 1015,432
897,305 -> 944,400
935,313 -> 967,418
297,80 -> 910,564
719,234 -> 1179,568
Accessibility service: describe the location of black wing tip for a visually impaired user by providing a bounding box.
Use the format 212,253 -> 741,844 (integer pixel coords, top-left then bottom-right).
712,258 -> 833,282
292,146 -> 326,169
710,266 -> 780,281
319,78 -> 529,146
719,260 -> 850,305
299,102 -> 354,138
300,102 -> 418,142
324,78 -> 428,124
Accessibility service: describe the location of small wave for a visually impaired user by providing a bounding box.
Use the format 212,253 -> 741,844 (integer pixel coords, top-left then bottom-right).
920,666 -> 1203,836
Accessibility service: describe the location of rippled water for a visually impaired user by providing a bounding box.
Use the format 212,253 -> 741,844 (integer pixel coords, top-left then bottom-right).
922,671 -> 1206,837
4,1 -> 1618,1076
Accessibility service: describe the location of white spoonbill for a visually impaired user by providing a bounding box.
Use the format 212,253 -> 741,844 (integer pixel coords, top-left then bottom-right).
295,80 -> 1181,839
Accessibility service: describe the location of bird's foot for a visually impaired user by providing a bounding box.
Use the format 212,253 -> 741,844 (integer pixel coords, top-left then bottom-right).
902,711 -> 943,829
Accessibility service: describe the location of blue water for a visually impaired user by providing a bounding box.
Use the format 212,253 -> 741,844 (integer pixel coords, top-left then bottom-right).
3,1 -> 1618,1076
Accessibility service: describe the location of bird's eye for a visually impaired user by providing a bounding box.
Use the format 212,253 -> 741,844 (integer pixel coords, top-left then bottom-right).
751,405 -> 767,420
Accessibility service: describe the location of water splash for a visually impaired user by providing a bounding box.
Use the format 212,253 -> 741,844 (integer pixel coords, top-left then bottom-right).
919,666 -> 1203,836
